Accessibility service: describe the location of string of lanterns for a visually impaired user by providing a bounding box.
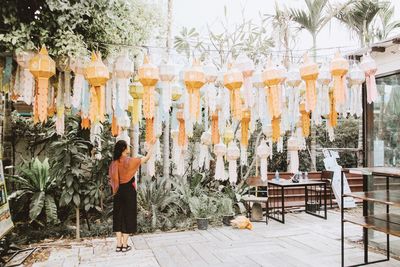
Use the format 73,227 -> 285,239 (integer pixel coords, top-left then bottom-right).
8,45 -> 378,182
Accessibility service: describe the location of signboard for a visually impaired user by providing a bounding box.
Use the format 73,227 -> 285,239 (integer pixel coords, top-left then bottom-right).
0,160 -> 13,238
323,149 -> 356,209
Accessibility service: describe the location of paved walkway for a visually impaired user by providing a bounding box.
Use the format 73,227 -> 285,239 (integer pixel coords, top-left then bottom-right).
31,211 -> 399,267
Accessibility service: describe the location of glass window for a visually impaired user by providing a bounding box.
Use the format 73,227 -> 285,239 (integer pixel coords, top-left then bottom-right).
370,73 -> 400,167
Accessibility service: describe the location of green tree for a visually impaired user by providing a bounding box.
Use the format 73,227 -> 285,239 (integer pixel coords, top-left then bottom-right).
374,3 -> 400,41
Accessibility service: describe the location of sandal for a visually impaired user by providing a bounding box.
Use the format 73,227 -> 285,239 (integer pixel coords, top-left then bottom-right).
116,246 -> 122,252
121,245 -> 132,252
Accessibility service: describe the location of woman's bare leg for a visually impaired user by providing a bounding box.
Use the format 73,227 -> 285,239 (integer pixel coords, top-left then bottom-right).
116,232 -> 122,247
122,233 -> 129,247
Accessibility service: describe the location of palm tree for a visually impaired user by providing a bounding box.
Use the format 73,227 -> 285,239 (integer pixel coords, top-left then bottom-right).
374,3 -> 400,41
335,0 -> 383,46
289,0 -> 343,59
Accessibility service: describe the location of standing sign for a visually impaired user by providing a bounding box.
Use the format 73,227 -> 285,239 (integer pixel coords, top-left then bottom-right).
323,149 -> 356,209
0,160 -> 13,238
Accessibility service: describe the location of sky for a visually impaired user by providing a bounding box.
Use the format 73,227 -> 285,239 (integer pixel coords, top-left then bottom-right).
164,0 -> 400,59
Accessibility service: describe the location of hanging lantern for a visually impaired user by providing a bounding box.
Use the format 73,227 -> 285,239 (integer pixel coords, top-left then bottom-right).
29,45 -> 56,123
55,73 -> 65,135
226,141 -> 240,184
84,52 -> 109,123
330,52 -> 349,106
348,63 -> 365,117
286,65 -> 302,130
263,58 -> 285,119
223,125 -> 234,145
287,136 -> 300,174
360,54 -> 378,104
204,62 -> 218,114
300,53 -> 319,112
224,63 -> 243,120
300,103 -> 310,137
129,77 -> 144,125
176,108 -> 186,147
214,142 -> 227,181
328,88 -> 337,127
70,57 -> 86,110
256,140 -> 269,182
199,130 -> 212,170
251,68 -> 264,124
57,56 -> 72,113
115,53 -> 134,112
235,54 -> 255,108
211,111 -> 220,145
159,58 -> 176,113
184,59 -> 205,120
271,117 -> 281,143
138,55 -> 159,119
15,50 -> 35,105
240,109 -> 251,165
317,62 -> 331,117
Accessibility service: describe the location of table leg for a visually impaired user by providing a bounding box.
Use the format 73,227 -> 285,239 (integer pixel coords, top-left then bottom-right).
324,183 -> 327,219
281,186 -> 285,224
363,174 -> 369,264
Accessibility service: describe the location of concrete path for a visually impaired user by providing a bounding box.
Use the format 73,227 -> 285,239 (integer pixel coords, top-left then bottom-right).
30,211 -> 400,267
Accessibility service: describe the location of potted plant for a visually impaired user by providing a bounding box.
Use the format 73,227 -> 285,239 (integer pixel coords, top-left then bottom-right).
219,198 -> 235,226
189,195 -> 216,230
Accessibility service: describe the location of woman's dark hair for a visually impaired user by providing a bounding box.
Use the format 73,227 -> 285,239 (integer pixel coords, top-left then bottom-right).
113,140 -> 128,160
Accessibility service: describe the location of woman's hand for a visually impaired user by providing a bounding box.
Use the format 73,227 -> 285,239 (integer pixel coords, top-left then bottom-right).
141,138 -> 156,164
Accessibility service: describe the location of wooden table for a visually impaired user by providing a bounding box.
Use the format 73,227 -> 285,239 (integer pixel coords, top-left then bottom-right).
268,179 -> 327,224
341,167 -> 400,267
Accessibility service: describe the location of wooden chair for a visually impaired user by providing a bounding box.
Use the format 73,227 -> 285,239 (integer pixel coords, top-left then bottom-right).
242,176 -> 269,225
308,170 -> 334,208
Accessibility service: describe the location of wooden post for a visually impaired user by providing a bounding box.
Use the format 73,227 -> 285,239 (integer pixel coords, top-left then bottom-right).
76,208 -> 80,239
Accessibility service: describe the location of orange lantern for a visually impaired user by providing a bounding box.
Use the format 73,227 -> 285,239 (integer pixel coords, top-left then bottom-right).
211,111 -> 220,145
29,45 -> 56,123
328,88 -> 337,127
184,59 -> 205,120
176,108 -> 186,147
111,114 -> 120,136
300,54 -> 319,112
129,76 -> 144,125
138,55 -> 159,119
272,117 -> 281,142
330,52 -> 349,106
224,63 -> 243,121
263,58 -> 284,119
241,109 -> 250,147
300,103 -> 310,137
84,52 -> 109,123
145,118 -> 155,144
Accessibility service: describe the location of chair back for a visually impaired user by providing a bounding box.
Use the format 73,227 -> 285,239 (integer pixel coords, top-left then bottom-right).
321,170 -> 334,181
246,176 -> 268,197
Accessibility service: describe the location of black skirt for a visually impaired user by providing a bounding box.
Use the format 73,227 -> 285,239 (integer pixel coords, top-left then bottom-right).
113,178 -> 137,234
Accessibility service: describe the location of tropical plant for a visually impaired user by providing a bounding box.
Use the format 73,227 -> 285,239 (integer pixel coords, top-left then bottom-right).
335,0 -> 383,46
218,198 -> 234,216
374,3 -> 400,41
189,195 -> 217,219
8,157 -> 59,224
137,177 -> 186,232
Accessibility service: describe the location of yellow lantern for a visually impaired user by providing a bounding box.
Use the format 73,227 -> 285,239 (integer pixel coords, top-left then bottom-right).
176,108 -> 186,147
171,83 -> 183,101
300,103 -> 310,137
129,76 -> 144,125
184,59 -> 205,120
223,125 -> 234,145
211,111 -> 219,145
300,53 -> 319,112
272,117 -> 281,143
241,109 -> 251,147
224,63 -> 243,120
328,88 -> 337,127
84,52 -> 109,123
263,58 -> 284,119
330,51 -> 349,105
29,45 -> 56,123
138,55 -> 159,119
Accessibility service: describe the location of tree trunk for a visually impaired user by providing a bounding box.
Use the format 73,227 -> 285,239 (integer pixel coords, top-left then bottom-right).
310,34 -> 317,171
76,207 -> 80,239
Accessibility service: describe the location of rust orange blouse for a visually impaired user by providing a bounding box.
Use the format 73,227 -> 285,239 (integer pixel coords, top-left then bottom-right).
109,156 -> 141,194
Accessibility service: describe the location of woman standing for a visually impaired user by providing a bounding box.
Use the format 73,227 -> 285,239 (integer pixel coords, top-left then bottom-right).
109,140 -> 153,252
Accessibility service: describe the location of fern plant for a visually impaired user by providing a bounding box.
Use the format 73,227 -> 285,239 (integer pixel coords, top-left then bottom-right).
8,157 -> 59,224
189,195 -> 217,219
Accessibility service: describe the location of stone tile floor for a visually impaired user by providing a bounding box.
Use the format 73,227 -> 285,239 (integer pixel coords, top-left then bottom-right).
29,210 -> 400,267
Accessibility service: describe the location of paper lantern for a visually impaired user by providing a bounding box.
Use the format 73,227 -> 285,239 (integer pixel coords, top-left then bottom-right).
263,58 -> 285,119
199,130 -> 212,170
348,63 -> 365,117
300,53 -> 319,112
171,83 -> 183,101
328,88 -> 337,127
317,62 -> 331,117
111,114 -> 120,136
138,55 -> 159,119
287,136 -> 300,174
226,142 -> 240,184
211,111 -> 220,145
55,74 -> 65,135
115,53 -> 134,112
235,54 -> 255,108
129,77 -> 144,125
176,109 -> 186,147
204,62 -> 218,114
256,140 -> 269,181
271,117 -> 281,143
29,45 -> 56,123
360,54 -> 378,104
84,52 -> 109,123
15,50 -> 35,105
70,57 -> 86,109
159,59 -> 176,113
223,125 -> 234,145
330,52 -> 349,106
300,103 -> 310,137
184,59 -> 205,120
224,63 -> 243,120
214,142 -> 227,181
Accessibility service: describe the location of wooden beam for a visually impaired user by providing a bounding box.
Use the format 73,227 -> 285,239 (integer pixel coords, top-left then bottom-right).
371,46 -> 385,53
392,38 -> 400,44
